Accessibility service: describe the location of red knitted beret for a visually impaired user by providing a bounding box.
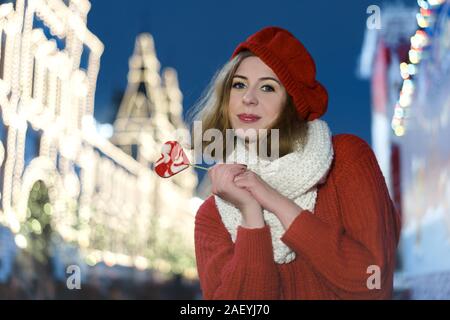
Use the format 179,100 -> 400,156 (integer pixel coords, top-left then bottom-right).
231,26 -> 328,121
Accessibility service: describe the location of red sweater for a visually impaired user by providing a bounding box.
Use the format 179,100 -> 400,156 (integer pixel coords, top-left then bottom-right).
194,134 -> 401,300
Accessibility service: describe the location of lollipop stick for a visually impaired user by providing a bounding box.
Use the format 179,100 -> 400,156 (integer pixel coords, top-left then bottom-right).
191,164 -> 209,171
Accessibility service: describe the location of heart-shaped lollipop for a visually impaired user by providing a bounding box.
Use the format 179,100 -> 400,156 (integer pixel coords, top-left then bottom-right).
155,141 -> 208,178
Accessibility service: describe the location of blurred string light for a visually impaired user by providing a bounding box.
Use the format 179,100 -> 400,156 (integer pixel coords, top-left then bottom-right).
0,0 -> 198,277
392,0 -> 445,136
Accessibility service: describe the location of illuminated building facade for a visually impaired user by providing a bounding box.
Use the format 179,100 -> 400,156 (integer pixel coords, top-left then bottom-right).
0,0 -> 198,279
359,0 -> 450,298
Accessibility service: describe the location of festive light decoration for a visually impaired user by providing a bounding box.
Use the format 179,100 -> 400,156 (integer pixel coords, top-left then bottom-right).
0,0 -> 198,277
391,0 -> 446,136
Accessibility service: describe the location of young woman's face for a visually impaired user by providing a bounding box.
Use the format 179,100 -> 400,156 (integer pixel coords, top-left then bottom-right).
228,56 -> 287,134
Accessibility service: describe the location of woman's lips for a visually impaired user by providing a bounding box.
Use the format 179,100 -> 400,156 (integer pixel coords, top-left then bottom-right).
237,114 -> 261,123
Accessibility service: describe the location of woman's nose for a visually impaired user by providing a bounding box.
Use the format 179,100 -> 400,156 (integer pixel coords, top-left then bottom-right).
242,88 -> 258,106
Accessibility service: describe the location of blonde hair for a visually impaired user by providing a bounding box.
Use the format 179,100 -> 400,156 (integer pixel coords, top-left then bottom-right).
188,50 -> 308,160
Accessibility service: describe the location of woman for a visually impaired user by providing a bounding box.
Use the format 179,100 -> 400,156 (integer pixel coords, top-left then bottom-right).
192,26 -> 401,300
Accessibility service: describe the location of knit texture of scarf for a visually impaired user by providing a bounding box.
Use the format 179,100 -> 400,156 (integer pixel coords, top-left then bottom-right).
215,119 -> 334,264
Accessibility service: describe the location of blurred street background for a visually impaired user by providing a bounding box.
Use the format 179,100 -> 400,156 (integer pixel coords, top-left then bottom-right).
0,0 -> 449,299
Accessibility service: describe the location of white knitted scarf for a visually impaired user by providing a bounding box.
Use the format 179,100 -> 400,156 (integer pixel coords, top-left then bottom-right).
215,119 -> 334,264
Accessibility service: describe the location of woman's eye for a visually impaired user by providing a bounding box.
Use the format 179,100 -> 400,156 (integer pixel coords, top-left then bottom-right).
232,82 -> 246,89
261,85 -> 275,92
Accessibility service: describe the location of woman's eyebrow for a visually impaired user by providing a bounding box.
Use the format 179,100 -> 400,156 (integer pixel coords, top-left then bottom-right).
233,74 -> 281,85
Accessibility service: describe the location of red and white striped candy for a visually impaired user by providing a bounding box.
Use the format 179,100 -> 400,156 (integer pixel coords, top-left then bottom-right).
155,141 -> 190,178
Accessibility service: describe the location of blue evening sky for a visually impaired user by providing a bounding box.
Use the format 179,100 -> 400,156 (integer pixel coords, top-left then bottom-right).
88,0 -> 418,145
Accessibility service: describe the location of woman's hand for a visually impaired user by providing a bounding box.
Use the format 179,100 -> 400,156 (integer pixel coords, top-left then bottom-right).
209,164 -> 264,228
234,170 -> 304,229
233,170 -> 281,213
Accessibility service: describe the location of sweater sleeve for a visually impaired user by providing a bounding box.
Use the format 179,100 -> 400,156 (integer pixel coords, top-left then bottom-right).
281,135 -> 401,299
194,197 -> 281,300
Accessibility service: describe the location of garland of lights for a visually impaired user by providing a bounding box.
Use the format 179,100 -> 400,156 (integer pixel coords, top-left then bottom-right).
392,0 -> 446,136
0,0 -> 198,277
